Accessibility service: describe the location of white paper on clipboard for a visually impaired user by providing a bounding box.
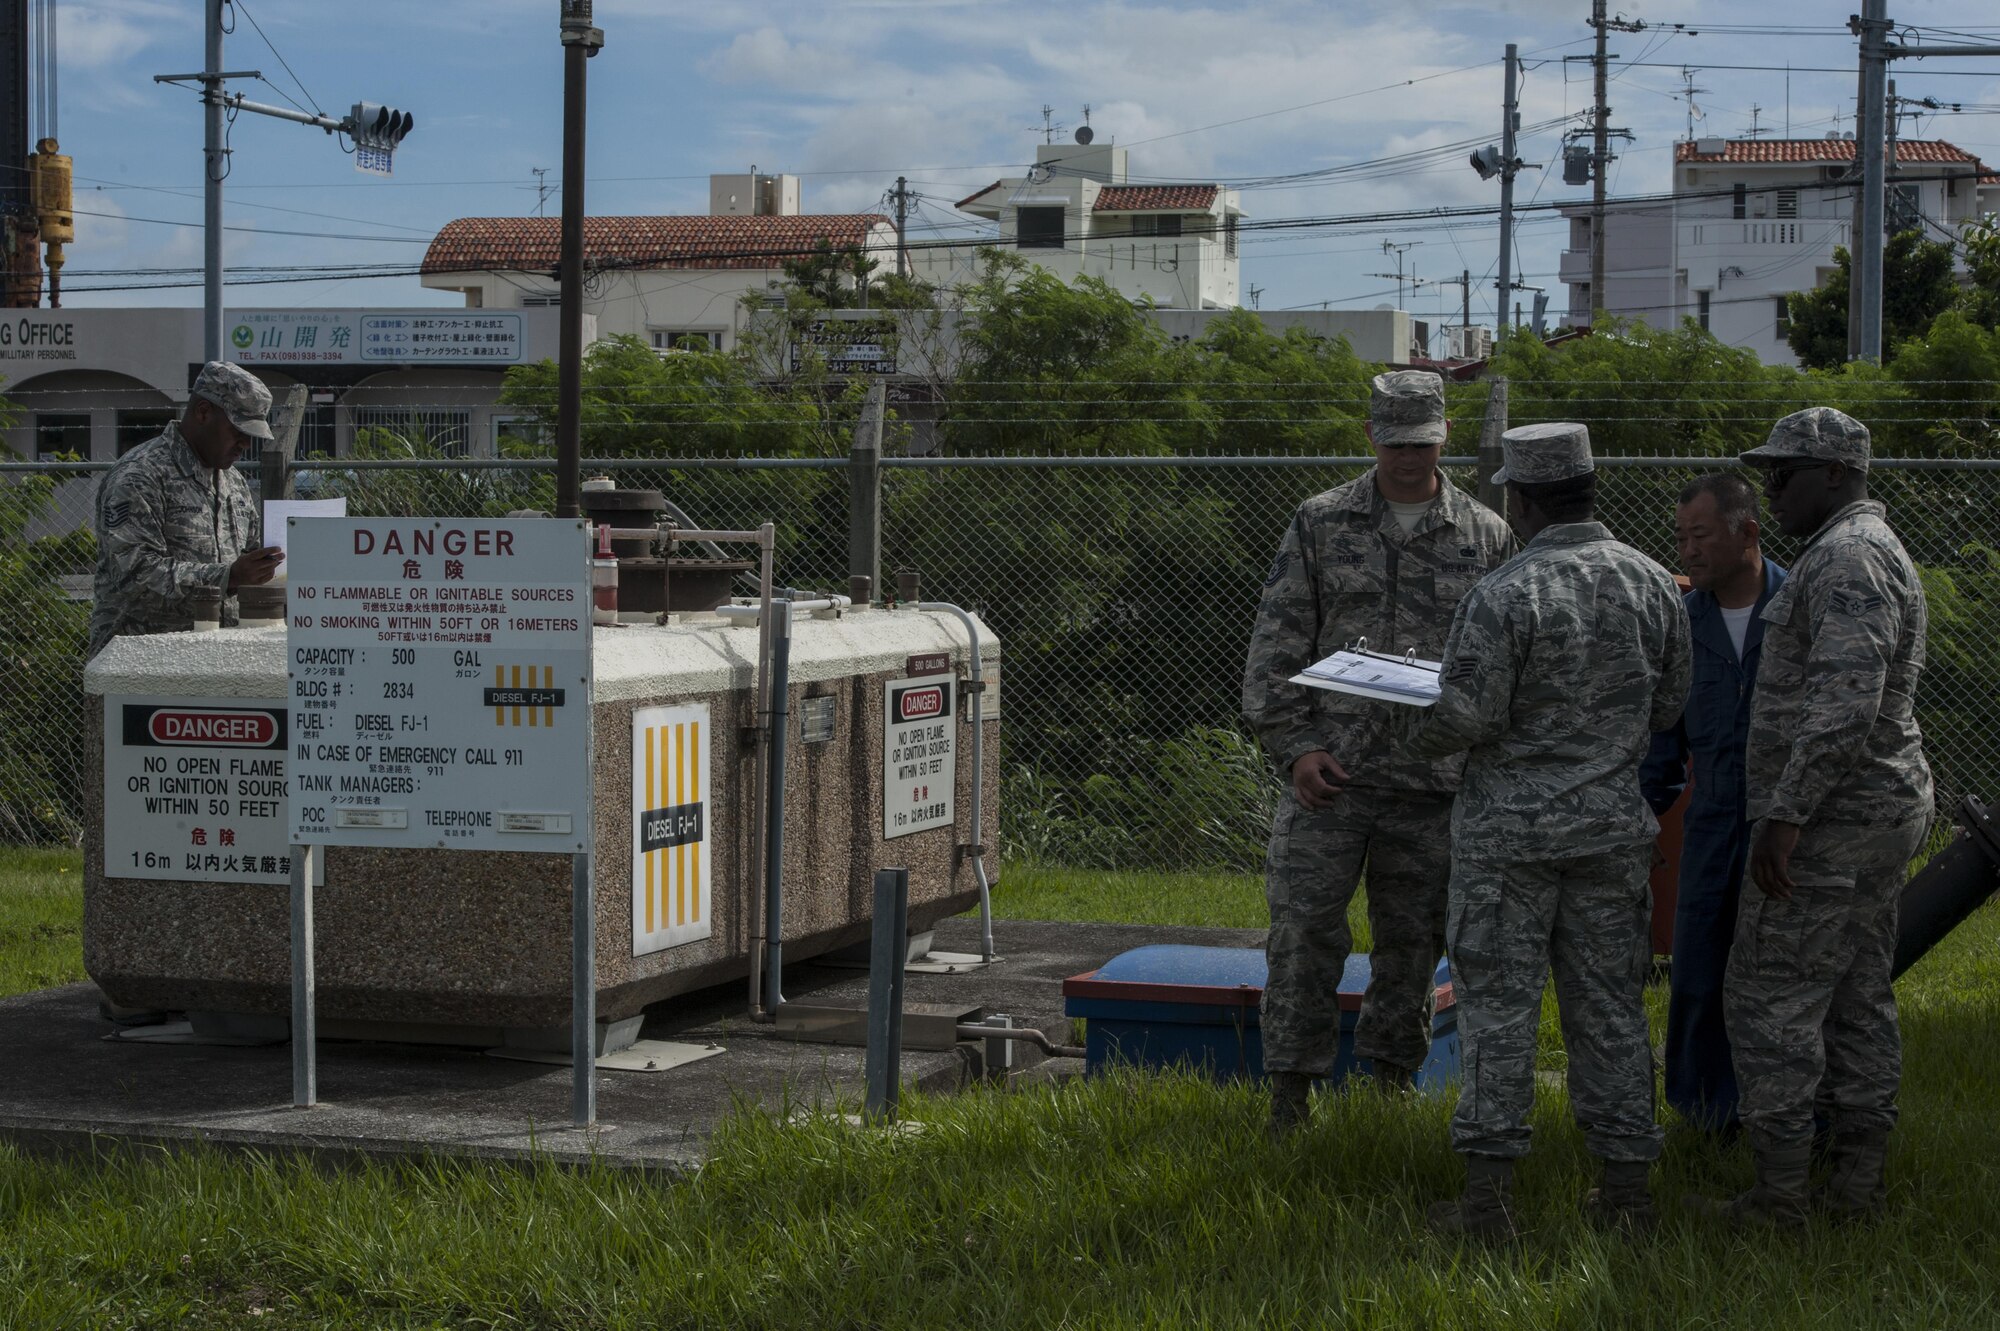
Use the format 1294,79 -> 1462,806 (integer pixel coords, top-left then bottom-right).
265,498 -> 347,579
1290,647 -> 1443,707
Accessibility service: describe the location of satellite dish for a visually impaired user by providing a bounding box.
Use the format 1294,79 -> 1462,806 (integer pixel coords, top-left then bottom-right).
1075,125 -> 1095,145
1374,303 -> 1396,311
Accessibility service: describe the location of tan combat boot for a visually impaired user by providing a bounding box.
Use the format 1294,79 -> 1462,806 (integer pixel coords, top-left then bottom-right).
1427,1155 -> 1518,1240
1267,1071 -> 1312,1142
1582,1158 -> 1656,1233
1365,1060 -> 1416,1093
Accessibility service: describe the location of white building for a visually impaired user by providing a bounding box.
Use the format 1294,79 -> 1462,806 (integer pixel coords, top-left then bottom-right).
1560,136 -> 2000,365
421,174 -> 896,354
936,141 -> 1244,309
0,305 -> 582,463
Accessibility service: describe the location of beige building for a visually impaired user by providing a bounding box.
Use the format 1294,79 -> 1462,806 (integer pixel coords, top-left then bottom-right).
420,174 -> 895,354
938,142 -> 1244,309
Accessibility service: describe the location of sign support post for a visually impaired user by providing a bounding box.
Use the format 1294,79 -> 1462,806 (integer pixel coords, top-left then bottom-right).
290,843 -> 317,1108
286,516 -> 595,1123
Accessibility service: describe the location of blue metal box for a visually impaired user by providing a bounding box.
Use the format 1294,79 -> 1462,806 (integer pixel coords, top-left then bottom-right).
1062,945 -> 1460,1091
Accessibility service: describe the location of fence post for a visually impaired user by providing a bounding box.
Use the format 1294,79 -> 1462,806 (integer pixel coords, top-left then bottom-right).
1475,375 -> 1508,514
849,382 -> 884,596
261,383 -> 307,506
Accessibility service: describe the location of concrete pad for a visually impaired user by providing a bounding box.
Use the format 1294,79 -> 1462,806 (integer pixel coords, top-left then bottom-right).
0,917 -> 1261,1172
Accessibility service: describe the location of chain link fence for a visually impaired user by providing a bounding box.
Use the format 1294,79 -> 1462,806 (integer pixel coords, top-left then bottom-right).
5,450 -> 1997,869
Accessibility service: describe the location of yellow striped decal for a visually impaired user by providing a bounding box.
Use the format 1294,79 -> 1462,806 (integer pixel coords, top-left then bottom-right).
674,722 -> 688,926
542,666 -> 554,727
493,663 -> 504,725
689,721 -> 702,920
643,721 -> 656,933
510,664 -> 522,727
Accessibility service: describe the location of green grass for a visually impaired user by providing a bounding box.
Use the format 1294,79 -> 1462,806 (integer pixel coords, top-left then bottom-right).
2,851 -> 1998,1326
0,847 -> 84,999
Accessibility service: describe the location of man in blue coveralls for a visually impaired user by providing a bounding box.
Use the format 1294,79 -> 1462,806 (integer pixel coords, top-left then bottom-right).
1641,473 -> 1786,1132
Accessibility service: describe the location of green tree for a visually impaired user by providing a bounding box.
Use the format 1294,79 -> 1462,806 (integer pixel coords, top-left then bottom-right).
0,468 -> 93,843
1956,214 -> 2000,330
1785,231 -> 1957,370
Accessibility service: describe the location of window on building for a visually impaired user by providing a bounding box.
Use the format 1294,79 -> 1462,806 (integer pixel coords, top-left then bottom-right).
114,409 -> 176,457
649,328 -> 724,354
35,413 -> 90,461
1224,213 -> 1238,257
1696,290 -> 1711,331
353,407 -> 471,458
492,414 -> 550,453
1731,183 -> 1747,220
1016,206 -> 1065,249
1774,296 -> 1791,340
1130,213 -> 1183,238
296,404 -> 335,459
1775,189 -> 1799,218
1889,183 -> 1921,233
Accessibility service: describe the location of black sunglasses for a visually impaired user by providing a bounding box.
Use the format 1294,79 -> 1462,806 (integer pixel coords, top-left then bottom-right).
1761,460 -> 1829,492
1375,439 -> 1442,451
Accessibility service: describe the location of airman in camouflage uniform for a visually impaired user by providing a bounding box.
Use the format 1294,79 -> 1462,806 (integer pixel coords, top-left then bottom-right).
1242,370 -> 1513,1136
88,362 -> 282,660
1410,423 -> 1691,1237
1693,408 -> 1932,1228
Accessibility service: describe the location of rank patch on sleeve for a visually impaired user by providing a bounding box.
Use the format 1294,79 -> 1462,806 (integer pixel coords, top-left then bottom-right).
1446,658 -> 1478,683
1264,551 -> 1290,586
103,501 -> 131,530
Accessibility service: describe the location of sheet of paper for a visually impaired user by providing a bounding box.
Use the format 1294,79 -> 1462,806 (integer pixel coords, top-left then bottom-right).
264,498 -> 347,579
1291,648 -> 1443,707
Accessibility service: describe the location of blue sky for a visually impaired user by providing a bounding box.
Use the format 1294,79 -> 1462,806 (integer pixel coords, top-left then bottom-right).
49,0 -> 2000,328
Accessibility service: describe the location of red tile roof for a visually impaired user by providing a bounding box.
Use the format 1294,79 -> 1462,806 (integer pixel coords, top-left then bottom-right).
1092,184 -> 1220,211
955,180 -> 1006,210
1675,137 -> 1986,167
422,214 -> 891,275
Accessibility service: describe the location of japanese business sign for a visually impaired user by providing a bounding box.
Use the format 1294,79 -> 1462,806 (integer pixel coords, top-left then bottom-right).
103,697 -> 307,885
631,703 -> 713,956
286,518 -> 593,854
229,310 -> 525,365
883,673 -> 956,840
791,312 -> 898,375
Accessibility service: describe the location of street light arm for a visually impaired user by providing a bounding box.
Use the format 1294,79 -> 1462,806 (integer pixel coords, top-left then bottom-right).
220,92 -> 348,134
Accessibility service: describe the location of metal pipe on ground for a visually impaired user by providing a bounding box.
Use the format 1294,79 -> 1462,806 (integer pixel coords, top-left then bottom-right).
1893,793 -> 2000,981
916,601 -> 996,962
953,1023 -> 1085,1061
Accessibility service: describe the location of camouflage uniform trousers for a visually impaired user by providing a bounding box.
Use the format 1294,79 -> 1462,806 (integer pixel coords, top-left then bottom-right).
1724,816 -> 1929,1144
1262,784 -> 1453,1076
1447,843 -> 1662,1162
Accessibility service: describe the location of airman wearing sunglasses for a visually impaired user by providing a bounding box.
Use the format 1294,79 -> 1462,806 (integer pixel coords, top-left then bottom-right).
1692,407 -> 1933,1228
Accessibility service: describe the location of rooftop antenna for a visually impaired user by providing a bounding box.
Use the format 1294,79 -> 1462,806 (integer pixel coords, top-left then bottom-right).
1746,103 -> 1768,138
1679,66 -> 1708,140
1075,104 -> 1094,146
532,166 -> 553,216
1032,104 -> 1065,144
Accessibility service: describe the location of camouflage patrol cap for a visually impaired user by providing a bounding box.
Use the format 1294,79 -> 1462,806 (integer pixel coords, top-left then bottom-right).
1369,370 -> 1447,445
1493,421 -> 1594,486
1740,406 -> 1870,472
189,361 -> 273,440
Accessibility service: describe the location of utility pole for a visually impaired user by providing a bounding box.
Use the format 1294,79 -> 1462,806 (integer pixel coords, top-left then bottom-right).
1461,267 -> 1471,345
1587,4 -> 1645,328
893,175 -> 909,279
202,0 -> 225,362
1500,43 -> 1517,332
1853,0 -> 1889,363
555,0 -> 604,520
157,4 -> 413,363
1884,78 -> 1899,233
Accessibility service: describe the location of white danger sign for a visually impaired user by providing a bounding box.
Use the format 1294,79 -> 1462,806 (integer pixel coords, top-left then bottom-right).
103,696 -> 304,884
883,673 -> 955,840
286,518 -> 593,854
631,703 -> 712,956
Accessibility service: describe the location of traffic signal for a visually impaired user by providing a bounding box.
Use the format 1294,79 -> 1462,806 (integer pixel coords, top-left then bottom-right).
349,103 -> 415,152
